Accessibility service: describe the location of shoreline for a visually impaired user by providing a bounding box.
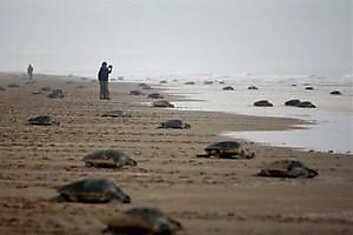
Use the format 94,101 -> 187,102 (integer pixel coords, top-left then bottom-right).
0,73 -> 352,234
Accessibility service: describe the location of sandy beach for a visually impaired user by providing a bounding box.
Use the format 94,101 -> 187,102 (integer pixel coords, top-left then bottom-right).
0,73 -> 352,234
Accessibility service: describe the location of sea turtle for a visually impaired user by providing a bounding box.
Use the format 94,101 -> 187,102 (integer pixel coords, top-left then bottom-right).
305,86 -> 314,90
160,80 -> 168,84
27,114 -> 59,126
330,90 -> 342,95
83,149 -> 137,168
253,100 -> 273,107
129,90 -> 145,96
138,83 -> 152,90
184,81 -> 195,85
248,85 -> 258,90
158,119 -> 191,129
51,178 -> 131,203
152,100 -> 175,108
203,80 -> 213,85
101,109 -> 132,118
148,93 -> 164,99
197,140 -> 255,159
103,207 -> 182,235
284,99 -> 301,107
222,86 -> 235,91
47,89 -> 64,99
257,159 -> 318,178
297,101 -> 316,108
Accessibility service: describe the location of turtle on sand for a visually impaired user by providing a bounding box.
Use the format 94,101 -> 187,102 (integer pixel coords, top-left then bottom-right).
330,90 -> 342,95
101,109 -> 132,118
248,85 -> 258,90
148,93 -> 164,99
222,86 -> 235,91
51,178 -> 131,203
284,99 -> 301,107
197,140 -> 255,159
27,114 -> 59,126
138,83 -> 152,90
253,100 -> 273,107
83,149 -> 137,169
297,101 -> 316,108
152,100 -> 175,108
257,159 -> 318,178
129,90 -> 145,96
47,89 -> 64,99
158,119 -> 191,129
103,207 -> 182,235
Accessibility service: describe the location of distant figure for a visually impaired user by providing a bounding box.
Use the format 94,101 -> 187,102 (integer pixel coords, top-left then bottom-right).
98,61 -> 113,100
27,64 -> 34,80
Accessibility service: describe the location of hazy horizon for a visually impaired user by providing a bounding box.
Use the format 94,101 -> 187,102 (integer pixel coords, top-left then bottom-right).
0,0 -> 352,78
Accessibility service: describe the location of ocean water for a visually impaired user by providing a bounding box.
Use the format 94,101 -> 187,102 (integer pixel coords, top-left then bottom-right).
142,75 -> 353,154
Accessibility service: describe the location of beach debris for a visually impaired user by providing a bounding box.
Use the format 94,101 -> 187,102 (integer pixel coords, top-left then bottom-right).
147,93 -> 164,99
0,86 -> 5,91
138,83 -> 152,90
7,83 -> 19,88
222,86 -> 235,91
160,80 -> 168,84
152,100 -> 175,108
203,80 -> 213,85
47,89 -> 64,99
297,101 -> 316,108
101,109 -> 132,118
103,207 -> 182,235
27,114 -> 59,126
284,99 -> 301,107
184,81 -> 195,85
197,140 -> 255,159
248,85 -> 258,90
118,76 -> 125,81
257,159 -> 318,178
83,149 -> 137,169
129,89 -> 145,96
66,81 -> 74,84
80,77 -> 87,81
253,100 -> 273,107
158,119 -> 191,129
51,178 -> 131,203
218,80 -> 225,84
305,86 -> 314,90
330,90 -> 342,95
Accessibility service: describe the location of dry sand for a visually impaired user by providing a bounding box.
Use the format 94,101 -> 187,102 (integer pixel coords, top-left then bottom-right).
0,73 -> 352,234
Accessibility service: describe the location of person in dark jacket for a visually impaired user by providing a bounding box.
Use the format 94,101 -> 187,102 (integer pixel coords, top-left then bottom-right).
27,64 -> 34,80
98,61 -> 113,100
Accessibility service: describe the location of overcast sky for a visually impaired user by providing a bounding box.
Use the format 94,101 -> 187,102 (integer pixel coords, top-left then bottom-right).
0,0 -> 351,77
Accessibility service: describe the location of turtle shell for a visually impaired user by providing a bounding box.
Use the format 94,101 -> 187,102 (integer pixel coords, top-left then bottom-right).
101,109 -> 131,118
27,114 -> 59,126
83,149 -> 137,168
159,119 -> 190,129
54,178 -> 131,203
258,159 -> 318,178
104,207 -> 182,235
204,141 -> 254,159
152,100 -> 174,108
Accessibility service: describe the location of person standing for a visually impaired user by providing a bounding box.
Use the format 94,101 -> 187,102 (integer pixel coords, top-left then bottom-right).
98,61 -> 113,100
27,64 -> 34,80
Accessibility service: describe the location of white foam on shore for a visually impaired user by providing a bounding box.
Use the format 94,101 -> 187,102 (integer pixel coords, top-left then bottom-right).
156,77 -> 353,154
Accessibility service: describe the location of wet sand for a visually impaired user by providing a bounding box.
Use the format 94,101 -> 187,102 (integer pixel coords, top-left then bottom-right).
0,73 -> 352,234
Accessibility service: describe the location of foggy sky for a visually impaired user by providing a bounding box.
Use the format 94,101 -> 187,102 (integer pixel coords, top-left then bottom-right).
0,0 -> 351,77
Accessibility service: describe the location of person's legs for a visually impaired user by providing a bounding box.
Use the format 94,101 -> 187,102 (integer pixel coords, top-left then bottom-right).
105,81 -> 110,100
99,81 -> 104,99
